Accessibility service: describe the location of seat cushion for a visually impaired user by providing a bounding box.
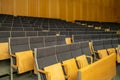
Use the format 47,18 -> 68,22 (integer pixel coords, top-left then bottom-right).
16,50 -> 34,74
44,63 -> 65,80
0,42 -> 10,60
76,55 -> 89,68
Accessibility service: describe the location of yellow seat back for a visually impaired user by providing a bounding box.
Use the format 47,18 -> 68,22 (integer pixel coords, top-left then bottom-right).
78,53 -> 116,80
89,42 -> 94,54
0,42 -> 10,60
97,49 -> 108,58
44,63 -> 65,80
76,55 -> 89,68
117,54 -> 120,63
107,48 -> 116,54
63,58 -> 78,80
15,50 -> 34,74
65,37 -> 72,44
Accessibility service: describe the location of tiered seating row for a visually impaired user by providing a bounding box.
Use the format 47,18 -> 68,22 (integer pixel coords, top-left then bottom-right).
72,34 -> 120,42
34,41 -> 117,80
75,20 -> 120,31
8,37 -> 119,80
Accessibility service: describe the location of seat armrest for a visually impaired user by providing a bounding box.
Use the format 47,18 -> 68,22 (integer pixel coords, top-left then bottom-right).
38,69 -> 48,74
86,56 -> 93,64
11,64 -> 17,69
11,54 -> 16,57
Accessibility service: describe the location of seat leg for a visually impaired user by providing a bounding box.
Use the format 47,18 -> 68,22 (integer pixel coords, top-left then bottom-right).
10,57 -> 14,80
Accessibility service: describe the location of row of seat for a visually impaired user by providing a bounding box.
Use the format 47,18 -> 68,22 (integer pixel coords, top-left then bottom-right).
75,20 -> 120,31
0,33 -> 118,80
34,43 -> 93,80
9,40 -> 93,80
0,31 -> 116,42
72,34 -> 120,42
91,38 -> 120,62
0,26 -> 103,31
0,14 -> 107,32
34,43 -> 116,80
0,35 -> 67,60
0,31 -> 58,42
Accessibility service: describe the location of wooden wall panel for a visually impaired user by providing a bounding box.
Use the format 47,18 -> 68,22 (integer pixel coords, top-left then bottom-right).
66,0 -> 74,21
59,0 -> 67,20
15,0 -> 28,16
0,1 -> 1,13
1,0 -> 14,15
82,0 -> 88,20
39,0 -> 49,18
49,0 -> 59,18
0,0 -> 118,22
115,0 -> 120,22
74,0 -> 80,20
28,0 -> 38,17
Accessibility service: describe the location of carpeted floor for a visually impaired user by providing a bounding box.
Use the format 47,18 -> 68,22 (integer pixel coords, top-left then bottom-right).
0,64 -> 120,80
113,64 -> 120,80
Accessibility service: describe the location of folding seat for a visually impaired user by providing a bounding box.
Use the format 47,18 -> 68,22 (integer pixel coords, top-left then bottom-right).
99,34 -> 107,39
23,24 -> 31,27
13,24 -> 22,27
72,35 -> 81,42
0,27 -> 12,31
91,34 -> 100,40
38,32 -> 48,36
24,27 -> 34,31
34,27 -> 42,31
77,31 -> 86,34
58,28 -> 66,32
103,39 -> 116,54
103,39 -> 112,49
50,28 -> 58,31
11,31 -> 25,37
92,40 -> 108,59
56,44 -> 78,80
0,31 -> 10,75
56,35 -> 66,45
34,46 -> 65,80
1,23 -> 12,27
56,44 -> 72,62
112,34 -> 119,38
26,31 -> 38,37
29,36 -> 44,50
70,42 -> 92,67
44,36 -> 56,47
9,37 -> 34,80
70,42 -> 83,58
118,37 -> 120,44
11,27 -> 24,31
81,41 -> 92,56
92,40 -> 104,51
106,34 -> 112,39
111,38 -> 119,48
47,31 -> 56,36
69,31 -> 77,35
9,37 -> 30,57
60,31 -> 69,35
0,31 -> 10,42
0,31 -> 10,60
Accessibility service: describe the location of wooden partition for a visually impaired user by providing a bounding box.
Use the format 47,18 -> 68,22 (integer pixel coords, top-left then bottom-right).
28,0 -> 38,17
78,53 -> 116,80
59,0 -> 67,20
0,0 -> 118,22
0,0 -> 14,15
115,0 -> 120,23
0,0 -> 1,13
39,0 -> 49,18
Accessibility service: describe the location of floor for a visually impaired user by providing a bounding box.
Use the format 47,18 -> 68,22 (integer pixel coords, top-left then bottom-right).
0,63 -> 120,80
